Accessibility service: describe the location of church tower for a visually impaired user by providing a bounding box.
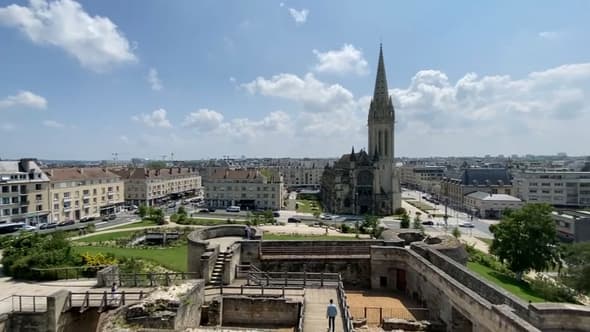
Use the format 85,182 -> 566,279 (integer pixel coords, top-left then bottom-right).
368,44 -> 401,213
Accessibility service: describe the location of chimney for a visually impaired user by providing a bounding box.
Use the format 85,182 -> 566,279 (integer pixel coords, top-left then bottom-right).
79,168 -> 84,174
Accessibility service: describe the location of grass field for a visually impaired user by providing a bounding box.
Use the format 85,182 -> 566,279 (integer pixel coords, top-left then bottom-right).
467,261 -> 547,302
406,200 -> 437,212
262,233 -> 357,241
295,199 -> 322,214
74,230 -> 138,243
73,245 -> 187,272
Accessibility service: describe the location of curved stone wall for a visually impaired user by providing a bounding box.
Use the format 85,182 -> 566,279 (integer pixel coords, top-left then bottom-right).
187,225 -> 254,274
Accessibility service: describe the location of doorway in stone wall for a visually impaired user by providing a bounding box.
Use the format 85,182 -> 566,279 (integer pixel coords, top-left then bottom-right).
396,269 -> 406,291
380,276 -> 387,288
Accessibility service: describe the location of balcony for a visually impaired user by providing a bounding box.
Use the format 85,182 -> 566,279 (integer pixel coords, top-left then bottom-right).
63,206 -> 72,212
63,197 -> 71,202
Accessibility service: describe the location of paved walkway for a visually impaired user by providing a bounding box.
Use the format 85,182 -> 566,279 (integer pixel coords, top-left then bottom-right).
303,288 -> 343,332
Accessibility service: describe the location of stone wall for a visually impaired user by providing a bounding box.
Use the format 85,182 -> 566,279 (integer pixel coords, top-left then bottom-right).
528,303 -> 590,332
174,280 -> 206,330
7,312 -> 48,332
187,225 -> 251,275
96,265 -> 119,288
199,245 -> 220,282
222,296 -> 300,327
223,242 -> 242,285
369,246 -> 409,290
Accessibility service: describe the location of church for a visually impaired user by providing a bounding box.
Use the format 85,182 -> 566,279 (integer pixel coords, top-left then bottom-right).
320,45 -> 401,216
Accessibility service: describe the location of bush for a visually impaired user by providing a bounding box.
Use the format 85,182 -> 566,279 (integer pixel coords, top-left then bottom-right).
452,227 -> 461,239
170,213 -> 179,223
400,213 -> 410,228
467,245 -> 512,275
85,223 -> 96,233
394,207 -> 407,215
528,275 -> 578,303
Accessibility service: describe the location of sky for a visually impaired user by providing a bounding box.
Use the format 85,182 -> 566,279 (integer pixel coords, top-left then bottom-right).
1,0 -> 589,160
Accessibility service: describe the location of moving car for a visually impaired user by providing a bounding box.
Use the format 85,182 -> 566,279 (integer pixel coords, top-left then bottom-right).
226,206 -> 240,213
421,220 -> 435,226
459,222 -> 475,228
40,223 -> 58,230
320,214 -> 333,220
272,211 -> 280,218
198,209 -> 210,213
287,217 -> 301,223
58,220 -> 75,227
108,214 -> 117,220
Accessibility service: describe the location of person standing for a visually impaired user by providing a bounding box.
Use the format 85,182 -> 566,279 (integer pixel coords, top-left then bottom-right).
326,298 -> 338,332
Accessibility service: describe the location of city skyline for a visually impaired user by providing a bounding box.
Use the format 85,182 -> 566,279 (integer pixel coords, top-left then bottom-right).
1,0 -> 590,160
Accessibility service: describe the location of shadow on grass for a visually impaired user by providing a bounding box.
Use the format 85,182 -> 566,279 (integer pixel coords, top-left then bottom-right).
488,271 -> 544,300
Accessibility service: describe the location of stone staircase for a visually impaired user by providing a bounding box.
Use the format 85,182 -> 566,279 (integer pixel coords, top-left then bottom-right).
210,252 -> 227,286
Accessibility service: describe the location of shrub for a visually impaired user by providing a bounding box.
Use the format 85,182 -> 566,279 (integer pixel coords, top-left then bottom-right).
394,207 -> 407,215
528,275 -> 578,303
400,213 -> 410,228
452,227 -> 461,239
170,213 -> 179,223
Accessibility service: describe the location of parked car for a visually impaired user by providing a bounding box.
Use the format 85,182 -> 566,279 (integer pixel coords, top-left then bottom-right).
58,220 -> 75,227
79,216 -> 95,223
19,225 -> 37,232
421,220 -> 435,226
459,222 -> 475,228
226,206 -> 241,213
102,215 -> 110,221
167,203 -> 177,209
40,223 -> 58,230
272,211 -> 280,218
108,214 -> 117,221
198,209 -> 210,213
287,217 -> 301,223
207,207 -> 216,212
320,214 -> 333,220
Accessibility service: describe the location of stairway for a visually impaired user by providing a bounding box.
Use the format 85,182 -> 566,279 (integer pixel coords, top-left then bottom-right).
303,288 -> 344,332
210,252 -> 227,286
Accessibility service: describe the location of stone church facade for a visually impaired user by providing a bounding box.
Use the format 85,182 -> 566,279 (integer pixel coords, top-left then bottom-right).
321,45 -> 401,216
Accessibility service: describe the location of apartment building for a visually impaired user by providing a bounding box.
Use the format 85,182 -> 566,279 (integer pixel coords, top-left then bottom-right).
277,164 -> 325,189
552,210 -> 590,243
46,168 -> 125,223
464,192 -> 523,219
440,168 -> 512,211
0,159 -> 50,225
513,171 -> 590,208
400,164 -> 445,193
204,168 -> 284,210
113,167 -> 202,206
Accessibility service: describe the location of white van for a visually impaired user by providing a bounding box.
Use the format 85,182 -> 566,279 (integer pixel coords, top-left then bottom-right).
226,206 -> 241,212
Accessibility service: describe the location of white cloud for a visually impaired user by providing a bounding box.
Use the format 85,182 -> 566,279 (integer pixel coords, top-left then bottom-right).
182,109 -> 224,131
288,8 -> 308,24
279,2 -> 285,7
43,119 -> 64,128
0,0 -> 137,71
229,76 -> 236,83
313,44 -> 369,75
538,31 -> 559,40
147,68 -> 163,91
132,108 -> 172,128
0,90 -> 47,110
242,72 -> 355,112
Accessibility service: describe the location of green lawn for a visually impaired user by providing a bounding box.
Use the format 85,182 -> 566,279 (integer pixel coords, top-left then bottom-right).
74,230 -> 138,243
106,219 -> 160,231
262,233 -> 357,241
467,262 -> 547,302
73,245 -> 187,272
406,200 -> 436,212
476,237 -> 493,246
295,199 -> 322,214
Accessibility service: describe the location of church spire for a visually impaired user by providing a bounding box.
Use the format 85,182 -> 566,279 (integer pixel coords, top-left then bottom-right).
373,43 -> 389,105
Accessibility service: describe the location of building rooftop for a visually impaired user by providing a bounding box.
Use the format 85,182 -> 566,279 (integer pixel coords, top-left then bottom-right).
45,167 -> 121,181
466,191 -> 521,202
113,167 -> 198,180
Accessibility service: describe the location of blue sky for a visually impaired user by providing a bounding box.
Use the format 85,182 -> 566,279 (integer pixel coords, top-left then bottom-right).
1,0 -> 589,160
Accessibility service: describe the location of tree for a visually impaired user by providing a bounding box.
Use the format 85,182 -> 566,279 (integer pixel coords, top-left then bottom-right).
413,214 -> 422,229
452,227 -> 461,239
400,213 -> 410,229
312,210 -> 321,219
138,204 -> 148,218
146,161 -> 167,169
560,242 -> 590,294
489,204 -> 559,279
262,210 -> 275,224
177,206 -> 187,216
151,208 -> 166,225
394,207 -> 407,216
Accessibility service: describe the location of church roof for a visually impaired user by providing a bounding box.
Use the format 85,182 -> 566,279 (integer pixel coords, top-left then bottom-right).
373,44 -> 389,105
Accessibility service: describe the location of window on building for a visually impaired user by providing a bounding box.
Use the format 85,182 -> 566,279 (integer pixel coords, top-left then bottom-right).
35,183 -> 42,190
12,208 -> 19,215
3,209 -> 10,216
36,205 -> 42,212
11,185 -> 18,192
1,186 -> 8,193
2,197 -> 9,205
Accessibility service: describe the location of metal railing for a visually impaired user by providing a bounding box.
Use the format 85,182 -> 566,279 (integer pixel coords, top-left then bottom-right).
336,276 -> 354,332
204,285 -> 305,298
117,271 -> 199,287
349,306 -> 430,325
64,291 -> 147,313
297,300 -> 305,332
246,271 -> 340,288
31,265 -> 110,280
0,295 -> 48,314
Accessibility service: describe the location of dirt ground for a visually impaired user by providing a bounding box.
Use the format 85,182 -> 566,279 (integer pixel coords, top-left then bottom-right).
346,290 -> 425,325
